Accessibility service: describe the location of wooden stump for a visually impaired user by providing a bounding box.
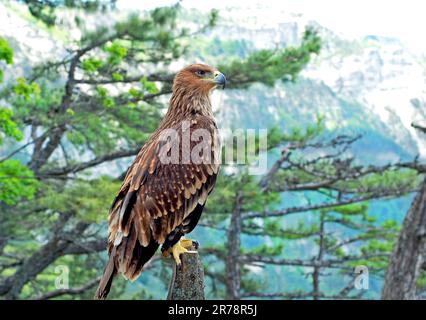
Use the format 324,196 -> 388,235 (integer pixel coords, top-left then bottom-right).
167,245 -> 205,300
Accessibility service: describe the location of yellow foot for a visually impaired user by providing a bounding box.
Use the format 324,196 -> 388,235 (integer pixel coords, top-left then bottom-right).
180,238 -> 198,250
162,238 -> 199,265
172,241 -> 188,266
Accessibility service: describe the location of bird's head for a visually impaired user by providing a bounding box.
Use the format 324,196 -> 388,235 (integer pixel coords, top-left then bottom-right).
172,64 -> 226,96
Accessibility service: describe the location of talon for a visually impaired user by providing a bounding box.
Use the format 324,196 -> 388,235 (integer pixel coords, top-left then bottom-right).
193,240 -> 199,250
171,241 -> 188,266
162,238 -> 199,264
180,238 -> 198,250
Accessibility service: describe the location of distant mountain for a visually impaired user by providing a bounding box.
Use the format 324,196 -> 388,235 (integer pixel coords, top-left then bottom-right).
2,2 -> 425,165
187,6 -> 426,163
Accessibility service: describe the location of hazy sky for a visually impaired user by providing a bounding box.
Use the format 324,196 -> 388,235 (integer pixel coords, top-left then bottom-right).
118,0 -> 426,55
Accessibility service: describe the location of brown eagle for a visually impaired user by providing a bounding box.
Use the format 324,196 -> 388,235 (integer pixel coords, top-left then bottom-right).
95,64 -> 226,299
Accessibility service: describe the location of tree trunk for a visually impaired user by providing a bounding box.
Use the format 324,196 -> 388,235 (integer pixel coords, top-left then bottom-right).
313,212 -> 325,300
225,191 -> 243,300
382,177 -> 426,299
167,246 -> 205,300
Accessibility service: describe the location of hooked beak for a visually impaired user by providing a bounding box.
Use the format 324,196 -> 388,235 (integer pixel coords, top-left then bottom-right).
213,71 -> 226,89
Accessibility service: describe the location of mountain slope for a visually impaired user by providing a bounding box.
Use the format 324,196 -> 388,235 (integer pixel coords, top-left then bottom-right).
190,6 -> 426,162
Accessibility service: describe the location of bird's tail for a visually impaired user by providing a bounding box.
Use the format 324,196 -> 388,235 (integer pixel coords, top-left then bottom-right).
95,249 -> 117,300
94,235 -> 159,299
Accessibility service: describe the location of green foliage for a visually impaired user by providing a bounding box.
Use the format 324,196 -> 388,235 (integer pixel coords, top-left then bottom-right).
0,160 -> 38,205
245,243 -> 284,256
38,176 -> 120,223
0,107 -> 23,143
95,86 -> 115,108
322,202 -> 369,216
219,27 -> 321,88
266,115 -> 325,151
105,41 -> 128,66
321,203 -> 399,272
111,72 -> 123,81
337,168 -> 419,196
10,82 -> 63,126
140,77 -> 159,94
206,172 -> 280,217
240,271 -> 264,293
0,37 -> 14,83
20,0 -> 116,26
208,9 -> 219,27
0,38 -> 37,207
416,271 -> 426,293
0,38 -> 14,65
262,219 -> 319,239
13,77 -> 41,101
81,58 -> 104,73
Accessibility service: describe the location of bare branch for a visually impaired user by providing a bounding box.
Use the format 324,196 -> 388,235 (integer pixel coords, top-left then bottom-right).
241,291 -> 316,299
412,122 -> 426,134
39,148 -> 140,177
243,189 -> 415,220
75,73 -> 174,85
35,277 -> 101,300
240,253 -> 390,269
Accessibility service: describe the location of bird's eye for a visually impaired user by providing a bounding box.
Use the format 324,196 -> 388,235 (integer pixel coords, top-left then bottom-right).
195,70 -> 206,76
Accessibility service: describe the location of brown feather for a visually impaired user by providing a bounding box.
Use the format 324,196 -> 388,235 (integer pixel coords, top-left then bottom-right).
96,64 -> 221,299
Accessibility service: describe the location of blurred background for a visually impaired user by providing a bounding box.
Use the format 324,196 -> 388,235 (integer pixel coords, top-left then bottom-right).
0,0 -> 425,300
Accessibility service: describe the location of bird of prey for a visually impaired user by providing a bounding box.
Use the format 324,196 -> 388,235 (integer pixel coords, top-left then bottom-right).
95,64 -> 226,299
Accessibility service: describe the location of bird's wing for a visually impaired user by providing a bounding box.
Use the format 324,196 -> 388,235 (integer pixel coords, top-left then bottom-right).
108,115 -> 220,252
